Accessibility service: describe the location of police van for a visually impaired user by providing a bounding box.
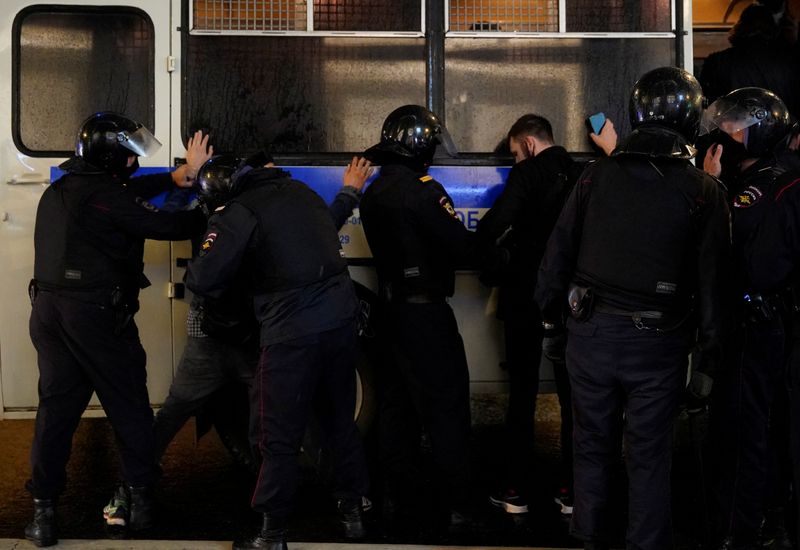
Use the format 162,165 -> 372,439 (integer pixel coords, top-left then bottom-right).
0,0 -> 717,423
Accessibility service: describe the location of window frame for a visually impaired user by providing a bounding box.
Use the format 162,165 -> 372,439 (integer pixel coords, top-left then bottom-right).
189,0 -> 427,37
445,0 -> 677,38
12,4 -> 156,158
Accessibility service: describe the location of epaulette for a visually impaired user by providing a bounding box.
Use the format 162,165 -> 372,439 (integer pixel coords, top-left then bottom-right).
418,175 -> 433,183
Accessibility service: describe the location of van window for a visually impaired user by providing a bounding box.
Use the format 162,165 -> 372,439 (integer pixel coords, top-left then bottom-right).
445,37 -> 675,153
184,36 -> 425,154
449,0 -> 672,33
192,0 -> 422,33
13,7 -> 154,156
566,0 -> 672,32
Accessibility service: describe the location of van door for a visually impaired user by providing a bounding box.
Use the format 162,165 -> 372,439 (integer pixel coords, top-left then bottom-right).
0,1 -> 175,417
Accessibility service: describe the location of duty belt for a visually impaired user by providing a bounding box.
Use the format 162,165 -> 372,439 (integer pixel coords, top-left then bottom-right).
594,304 -> 680,332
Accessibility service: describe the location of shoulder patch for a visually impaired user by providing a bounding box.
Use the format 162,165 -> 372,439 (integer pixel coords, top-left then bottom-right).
419,175 -> 433,183
733,185 -> 764,209
135,196 -> 159,212
438,195 -> 458,219
199,231 -> 218,257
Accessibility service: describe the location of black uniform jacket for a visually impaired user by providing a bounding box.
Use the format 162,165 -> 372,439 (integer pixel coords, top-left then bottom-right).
743,154 -> 800,292
186,168 -> 358,347
535,154 -> 730,352
360,163 -> 495,300
34,160 -> 206,298
477,146 -> 581,310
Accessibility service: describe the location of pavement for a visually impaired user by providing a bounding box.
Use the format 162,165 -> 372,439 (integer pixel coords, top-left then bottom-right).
0,541 -> 571,549
0,394 -> 711,549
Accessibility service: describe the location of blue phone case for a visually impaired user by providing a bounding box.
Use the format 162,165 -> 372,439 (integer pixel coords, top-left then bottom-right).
588,112 -> 606,134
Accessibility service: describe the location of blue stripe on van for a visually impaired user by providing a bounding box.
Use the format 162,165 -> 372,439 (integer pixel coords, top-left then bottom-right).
51,165 -> 511,210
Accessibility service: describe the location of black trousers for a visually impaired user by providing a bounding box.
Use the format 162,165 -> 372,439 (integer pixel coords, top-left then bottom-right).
503,298 -> 573,493
567,313 -> 691,550
250,321 -> 369,518
377,301 -> 472,510
711,313 -> 786,544
28,290 -> 158,499
153,335 -> 259,461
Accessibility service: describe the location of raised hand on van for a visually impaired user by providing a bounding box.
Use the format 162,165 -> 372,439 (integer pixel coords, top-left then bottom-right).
172,130 -> 214,188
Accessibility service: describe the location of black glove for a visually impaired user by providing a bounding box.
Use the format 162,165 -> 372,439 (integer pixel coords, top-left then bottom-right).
542,319 -> 565,339
686,370 -> 714,414
685,348 -> 719,414
543,332 -> 567,364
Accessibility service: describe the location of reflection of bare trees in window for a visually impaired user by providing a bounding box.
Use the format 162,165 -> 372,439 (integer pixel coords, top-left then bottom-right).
186,36 -> 326,154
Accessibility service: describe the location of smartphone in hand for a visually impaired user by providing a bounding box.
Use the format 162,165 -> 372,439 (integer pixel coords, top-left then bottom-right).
586,112 -> 606,135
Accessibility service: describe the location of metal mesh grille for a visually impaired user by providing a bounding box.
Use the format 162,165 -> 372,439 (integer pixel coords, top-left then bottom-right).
314,0 -> 421,32
448,0 -> 559,32
566,0 -> 671,32
193,0 -> 308,31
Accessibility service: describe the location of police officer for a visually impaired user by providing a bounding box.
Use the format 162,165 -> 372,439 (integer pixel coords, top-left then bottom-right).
744,124 -> 800,549
360,105 -> 502,530
476,114 -> 582,515
153,155 -> 373,466
535,67 -> 730,550
701,87 -> 796,550
25,113 -> 212,546
185,157 -> 370,550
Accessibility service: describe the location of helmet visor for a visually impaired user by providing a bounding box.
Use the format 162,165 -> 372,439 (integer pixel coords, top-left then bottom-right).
118,126 -> 162,157
436,126 -> 459,157
700,97 -> 764,137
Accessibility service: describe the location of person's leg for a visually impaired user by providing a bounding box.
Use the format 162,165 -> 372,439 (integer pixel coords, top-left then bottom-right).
503,305 -> 543,496
713,317 -> 785,545
566,316 -> 624,547
621,330 -> 689,550
548,331 -> 574,510
250,335 -> 322,519
27,293 -> 95,501
153,336 -> 234,460
316,322 -> 369,501
395,303 -> 472,515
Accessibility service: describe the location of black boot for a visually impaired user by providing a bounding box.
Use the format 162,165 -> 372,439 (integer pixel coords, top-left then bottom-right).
25,498 -> 57,547
128,486 -> 154,530
232,514 -> 288,550
337,498 -> 365,540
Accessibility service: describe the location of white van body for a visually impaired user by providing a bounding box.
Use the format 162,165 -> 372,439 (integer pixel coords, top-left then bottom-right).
0,0 -> 693,418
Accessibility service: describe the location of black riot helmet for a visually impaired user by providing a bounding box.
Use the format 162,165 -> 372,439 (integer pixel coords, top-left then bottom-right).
195,155 -> 241,211
629,66 -> 705,144
365,105 -> 458,168
75,112 -> 161,178
701,87 -> 793,157
195,152 -> 274,212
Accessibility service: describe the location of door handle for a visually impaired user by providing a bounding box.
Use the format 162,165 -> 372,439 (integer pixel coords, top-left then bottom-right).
6,174 -> 50,185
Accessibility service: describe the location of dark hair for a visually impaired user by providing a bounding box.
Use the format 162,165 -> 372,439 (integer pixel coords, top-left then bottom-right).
729,4 -> 777,47
507,114 -> 554,144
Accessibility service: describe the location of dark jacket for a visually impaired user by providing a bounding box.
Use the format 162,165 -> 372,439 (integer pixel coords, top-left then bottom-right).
740,152 -> 800,292
700,42 -> 800,116
477,146 -> 582,313
535,154 -> 730,352
360,163 -> 497,300
34,162 -> 206,300
186,167 -> 358,346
